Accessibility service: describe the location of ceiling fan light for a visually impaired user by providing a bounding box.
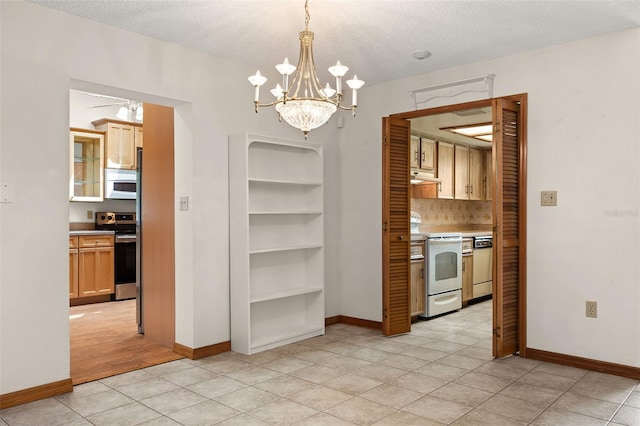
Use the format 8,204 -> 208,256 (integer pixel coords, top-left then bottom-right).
116,106 -> 128,120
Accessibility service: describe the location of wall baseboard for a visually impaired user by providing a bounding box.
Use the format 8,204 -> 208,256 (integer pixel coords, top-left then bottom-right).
325,315 -> 382,330
0,378 -> 73,410
173,341 -> 231,360
325,316 -> 341,326
526,347 -> 640,380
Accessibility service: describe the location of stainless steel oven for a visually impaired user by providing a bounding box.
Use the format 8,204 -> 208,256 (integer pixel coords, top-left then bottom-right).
96,212 -> 137,300
423,232 -> 463,318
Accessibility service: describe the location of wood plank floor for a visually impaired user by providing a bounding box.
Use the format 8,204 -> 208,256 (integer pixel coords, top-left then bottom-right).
70,300 -> 183,385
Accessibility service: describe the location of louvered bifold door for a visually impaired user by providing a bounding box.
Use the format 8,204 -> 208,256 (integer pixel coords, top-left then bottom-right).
492,98 -> 525,357
382,117 -> 411,336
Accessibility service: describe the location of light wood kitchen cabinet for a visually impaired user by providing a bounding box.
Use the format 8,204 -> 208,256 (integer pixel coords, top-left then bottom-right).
484,149 -> 493,200
454,145 -> 469,200
69,236 -> 79,298
70,128 -> 105,202
410,261 -> 425,316
92,119 -> 143,170
69,234 -> 114,300
412,182 -> 437,199
462,253 -> 474,303
135,126 -> 143,150
469,148 -> 484,200
437,142 -> 454,199
455,146 -> 483,200
411,135 -> 436,172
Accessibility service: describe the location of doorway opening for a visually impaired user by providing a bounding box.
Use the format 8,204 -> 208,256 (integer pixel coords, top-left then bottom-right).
69,87 -> 180,384
382,95 -> 527,358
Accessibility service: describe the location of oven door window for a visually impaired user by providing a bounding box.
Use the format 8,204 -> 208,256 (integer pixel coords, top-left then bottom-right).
435,252 -> 458,281
115,242 -> 136,284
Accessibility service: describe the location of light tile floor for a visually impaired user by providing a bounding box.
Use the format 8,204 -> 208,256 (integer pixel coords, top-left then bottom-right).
2,300 -> 639,425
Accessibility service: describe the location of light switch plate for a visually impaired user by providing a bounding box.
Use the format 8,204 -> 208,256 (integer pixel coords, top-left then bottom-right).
541,190 -> 557,206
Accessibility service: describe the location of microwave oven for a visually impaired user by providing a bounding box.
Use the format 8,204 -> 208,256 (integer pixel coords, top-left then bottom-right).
105,168 -> 137,199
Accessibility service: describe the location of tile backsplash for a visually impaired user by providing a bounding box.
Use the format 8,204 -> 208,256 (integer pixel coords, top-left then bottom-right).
411,198 -> 492,226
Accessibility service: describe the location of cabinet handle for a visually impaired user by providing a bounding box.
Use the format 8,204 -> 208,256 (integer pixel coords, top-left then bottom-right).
414,151 -> 419,161
420,268 -> 424,278
438,182 -> 442,192
421,152 -> 425,162
470,185 -> 473,194
398,235 -> 404,241
465,185 -> 469,194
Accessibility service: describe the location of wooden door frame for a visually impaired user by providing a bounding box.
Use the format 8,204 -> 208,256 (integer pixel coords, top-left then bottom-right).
387,95 -> 527,356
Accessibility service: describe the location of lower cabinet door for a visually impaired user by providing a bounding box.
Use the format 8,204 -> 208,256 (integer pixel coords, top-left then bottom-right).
410,261 -> 425,316
462,255 -> 473,302
78,247 -> 114,297
69,249 -> 79,298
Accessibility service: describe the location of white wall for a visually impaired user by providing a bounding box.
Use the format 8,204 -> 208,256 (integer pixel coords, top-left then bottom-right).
339,29 -> 640,367
0,0 -> 341,394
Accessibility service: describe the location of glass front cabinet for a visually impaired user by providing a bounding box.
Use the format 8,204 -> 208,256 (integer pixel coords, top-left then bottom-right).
70,128 -> 105,202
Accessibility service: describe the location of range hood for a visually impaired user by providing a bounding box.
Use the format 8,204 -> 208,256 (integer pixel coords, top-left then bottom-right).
410,169 -> 441,185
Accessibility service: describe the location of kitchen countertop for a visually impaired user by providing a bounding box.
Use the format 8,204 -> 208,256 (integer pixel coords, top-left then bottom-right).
69,230 -> 115,236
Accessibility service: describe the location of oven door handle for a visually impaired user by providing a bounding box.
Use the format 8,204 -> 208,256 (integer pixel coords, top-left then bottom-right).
115,235 -> 137,243
428,238 -> 462,244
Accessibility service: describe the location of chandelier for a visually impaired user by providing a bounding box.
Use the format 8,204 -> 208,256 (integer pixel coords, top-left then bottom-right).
248,0 -> 364,138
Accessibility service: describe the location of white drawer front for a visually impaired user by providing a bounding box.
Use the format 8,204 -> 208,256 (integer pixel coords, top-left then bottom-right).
427,289 -> 462,317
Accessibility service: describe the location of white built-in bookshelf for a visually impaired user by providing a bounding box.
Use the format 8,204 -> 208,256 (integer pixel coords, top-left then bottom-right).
229,133 -> 325,355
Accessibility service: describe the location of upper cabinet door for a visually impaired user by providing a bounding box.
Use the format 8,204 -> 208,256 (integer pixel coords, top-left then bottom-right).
69,128 -> 105,202
454,145 -> 469,200
410,135 -> 421,169
420,138 -> 436,172
105,123 -> 136,170
92,119 -> 142,170
469,148 -> 484,200
437,142 -> 454,199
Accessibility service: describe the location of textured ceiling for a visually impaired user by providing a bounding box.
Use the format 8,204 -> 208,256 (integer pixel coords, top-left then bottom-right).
27,0 -> 640,86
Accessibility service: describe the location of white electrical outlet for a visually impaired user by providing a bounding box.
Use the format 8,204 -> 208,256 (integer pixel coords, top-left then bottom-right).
86,210 -> 94,220
586,301 -> 597,318
541,190 -> 557,206
1,182 -> 14,203
179,196 -> 189,211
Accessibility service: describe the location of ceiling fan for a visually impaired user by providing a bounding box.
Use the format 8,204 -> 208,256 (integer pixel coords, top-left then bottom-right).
81,91 -> 143,122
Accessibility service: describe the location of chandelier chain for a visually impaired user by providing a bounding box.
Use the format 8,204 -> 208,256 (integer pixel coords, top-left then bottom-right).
304,0 -> 310,31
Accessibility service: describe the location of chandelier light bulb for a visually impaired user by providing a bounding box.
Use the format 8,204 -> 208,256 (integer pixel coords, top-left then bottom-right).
248,70 -> 267,86
346,75 -> 365,90
276,58 -> 296,76
328,61 -> 349,77
271,84 -> 284,99
321,83 -> 336,99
